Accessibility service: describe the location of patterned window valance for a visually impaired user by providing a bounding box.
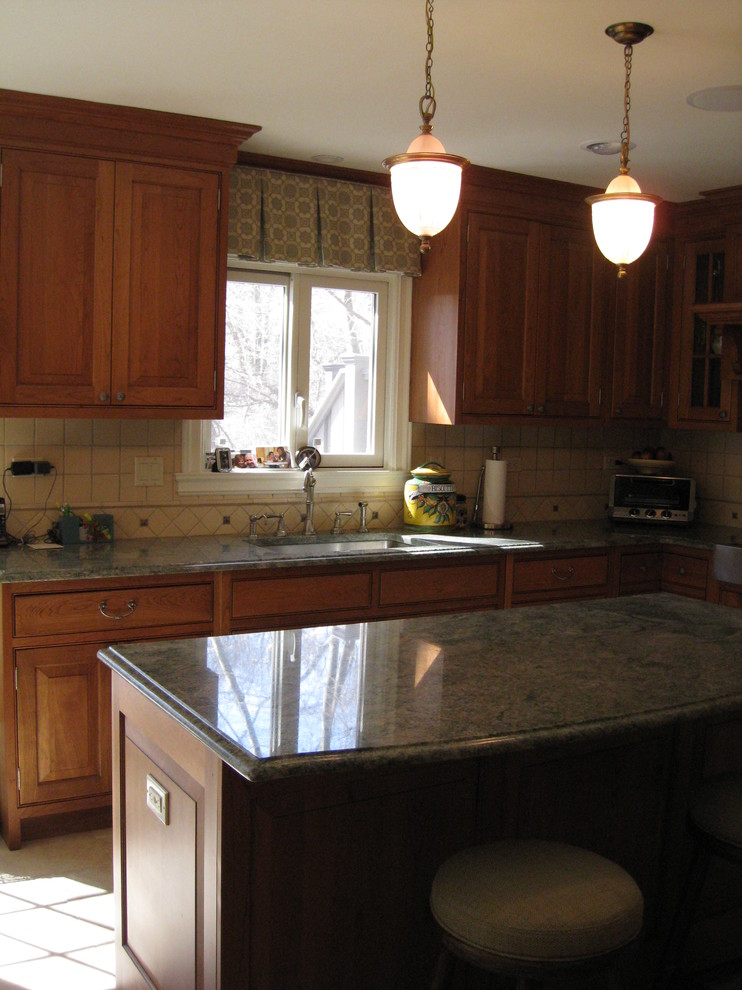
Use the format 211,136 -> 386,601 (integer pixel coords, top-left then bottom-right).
228,166 -> 421,276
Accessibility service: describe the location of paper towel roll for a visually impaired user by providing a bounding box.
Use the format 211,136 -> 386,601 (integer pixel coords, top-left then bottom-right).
482,458 -> 507,527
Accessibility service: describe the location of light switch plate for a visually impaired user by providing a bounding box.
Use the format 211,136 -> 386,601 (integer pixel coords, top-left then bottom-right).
134,456 -> 164,487
146,774 -> 169,825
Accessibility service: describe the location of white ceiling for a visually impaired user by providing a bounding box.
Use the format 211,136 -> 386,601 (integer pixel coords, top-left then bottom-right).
1,0 -> 740,203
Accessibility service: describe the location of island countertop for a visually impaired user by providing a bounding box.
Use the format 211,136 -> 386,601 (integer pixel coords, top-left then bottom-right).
99,592 -> 742,782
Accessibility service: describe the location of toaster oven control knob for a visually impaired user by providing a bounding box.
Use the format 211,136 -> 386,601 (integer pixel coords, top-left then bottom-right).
661,509 -> 672,519
629,508 -> 639,517
645,508 -> 656,518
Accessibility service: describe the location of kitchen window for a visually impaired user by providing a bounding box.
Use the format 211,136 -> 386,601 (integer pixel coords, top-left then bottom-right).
178,263 -> 411,495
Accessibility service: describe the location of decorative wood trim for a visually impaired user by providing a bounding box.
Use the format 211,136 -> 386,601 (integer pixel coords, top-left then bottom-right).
0,88 -> 259,166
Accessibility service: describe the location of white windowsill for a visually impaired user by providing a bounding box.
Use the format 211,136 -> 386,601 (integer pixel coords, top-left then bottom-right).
175,467 -> 408,497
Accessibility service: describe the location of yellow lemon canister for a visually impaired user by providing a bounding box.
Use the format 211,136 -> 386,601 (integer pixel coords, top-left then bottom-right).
403,462 -> 456,527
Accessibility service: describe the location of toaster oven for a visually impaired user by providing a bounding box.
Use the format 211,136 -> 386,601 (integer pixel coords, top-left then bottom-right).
609,474 -> 696,524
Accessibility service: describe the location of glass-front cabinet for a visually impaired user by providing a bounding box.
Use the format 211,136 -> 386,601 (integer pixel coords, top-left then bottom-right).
675,238 -> 737,428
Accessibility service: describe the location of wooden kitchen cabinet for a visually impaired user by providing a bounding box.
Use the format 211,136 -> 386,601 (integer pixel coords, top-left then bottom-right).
672,238 -> 738,429
0,88 -> 258,418
460,212 -> 539,417
410,203 -> 606,424
225,556 -> 505,631
608,239 -> 672,422
228,565 -> 375,632
1,574 -> 215,849
378,558 -> 503,614
507,549 -> 611,606
616,547 -> 663,595
661,547 -> 710,599
15,644 -> 111,809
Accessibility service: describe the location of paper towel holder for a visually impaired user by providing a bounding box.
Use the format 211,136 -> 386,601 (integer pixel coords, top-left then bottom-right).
473,447 -> 513,531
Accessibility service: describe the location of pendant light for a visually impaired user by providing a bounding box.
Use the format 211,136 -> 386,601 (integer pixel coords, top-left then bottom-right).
383,0 -> 468,253
586,23 -> 661,278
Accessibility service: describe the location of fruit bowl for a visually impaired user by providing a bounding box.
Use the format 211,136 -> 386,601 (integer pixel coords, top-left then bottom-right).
625,458 -> 675,476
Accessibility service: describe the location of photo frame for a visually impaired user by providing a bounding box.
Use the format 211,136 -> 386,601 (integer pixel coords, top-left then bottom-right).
255,446 -> 291,468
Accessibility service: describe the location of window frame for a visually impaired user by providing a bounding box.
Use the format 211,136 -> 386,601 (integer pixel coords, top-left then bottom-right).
177,261 -> 411,496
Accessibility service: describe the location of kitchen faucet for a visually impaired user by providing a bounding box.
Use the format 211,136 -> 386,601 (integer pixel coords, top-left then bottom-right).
301,461 -> 316,535
248,512 -> 286,537
358,501 -> 369,533
332,510 -> 353,535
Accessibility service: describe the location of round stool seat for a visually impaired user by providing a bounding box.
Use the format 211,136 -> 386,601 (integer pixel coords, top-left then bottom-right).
690,774 -> 742,853
430,839 -> 643,965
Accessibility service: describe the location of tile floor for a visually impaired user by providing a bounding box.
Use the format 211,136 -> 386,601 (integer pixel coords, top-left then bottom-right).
0,828 -> 114,990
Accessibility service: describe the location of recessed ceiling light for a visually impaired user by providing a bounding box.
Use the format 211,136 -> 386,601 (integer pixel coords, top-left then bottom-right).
581,140 -> 636,156
687,85 -> 742,111
311,154 -> 345,164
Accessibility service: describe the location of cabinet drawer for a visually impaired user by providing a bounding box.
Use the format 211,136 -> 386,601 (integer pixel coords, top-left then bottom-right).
511,552 -> 610,604
619,551 -> 662,594
379,561 -> 501,610
13,581 -> 214,639
231,570 -> 373,624
661,550 -> 709,598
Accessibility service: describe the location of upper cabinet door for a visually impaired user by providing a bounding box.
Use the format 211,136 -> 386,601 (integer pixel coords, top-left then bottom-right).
0,150 -> 114,408
111,163 -> 220,410
462,213 -> 539,416
609,240 -> 670,422
675,238 -> 736,427
534,224 -> 604,419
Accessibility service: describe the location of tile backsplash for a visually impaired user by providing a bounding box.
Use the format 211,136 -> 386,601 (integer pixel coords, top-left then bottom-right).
1,417 -> 740,542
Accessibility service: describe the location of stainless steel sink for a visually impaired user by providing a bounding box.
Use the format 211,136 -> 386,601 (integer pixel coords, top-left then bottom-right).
246,532 -> 543,557
249,534 -> 458,556
409,534 -> 544,550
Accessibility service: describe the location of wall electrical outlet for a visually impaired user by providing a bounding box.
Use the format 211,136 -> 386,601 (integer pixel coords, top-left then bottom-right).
134,456 -> 164,487
146,774 -> 169,826
10,459 -> 52,476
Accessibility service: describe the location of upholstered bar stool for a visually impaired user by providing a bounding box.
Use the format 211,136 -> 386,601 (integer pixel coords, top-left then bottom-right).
430,839 -> 644,990
654,544 -> 742,987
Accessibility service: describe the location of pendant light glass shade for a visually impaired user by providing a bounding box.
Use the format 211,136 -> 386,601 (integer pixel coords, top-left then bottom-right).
586,22 -> 660,277
385,132 -> 465,240
588,173 -> 657,268
383,0 -> 468,252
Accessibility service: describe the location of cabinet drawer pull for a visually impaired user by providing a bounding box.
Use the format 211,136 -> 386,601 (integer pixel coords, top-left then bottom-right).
99,599 -> 137,620
679,567 -> 686,576
537,404 -> 546,414
551,565 -> 575,582
116,391 -> 126,402
99,391 -> 109,402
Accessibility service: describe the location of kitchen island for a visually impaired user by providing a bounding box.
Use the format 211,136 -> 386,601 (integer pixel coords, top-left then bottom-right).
100,592 -> 742,990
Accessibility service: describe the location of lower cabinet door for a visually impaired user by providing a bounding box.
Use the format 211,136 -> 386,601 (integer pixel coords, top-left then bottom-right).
15,644 -> 111,806
122,736 -> 198,990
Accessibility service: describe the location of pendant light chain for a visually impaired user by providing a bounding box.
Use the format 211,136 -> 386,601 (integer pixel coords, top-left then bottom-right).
419,0 -> 437,131
382,0 -> 468,251
620,43 -> 633,174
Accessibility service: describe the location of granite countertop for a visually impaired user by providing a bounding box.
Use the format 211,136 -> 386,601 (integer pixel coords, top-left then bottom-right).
1,520 -> 741,585
99,592 -> 742,783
